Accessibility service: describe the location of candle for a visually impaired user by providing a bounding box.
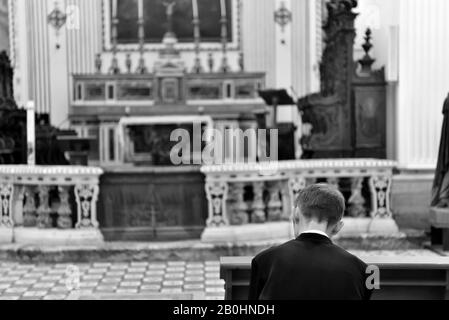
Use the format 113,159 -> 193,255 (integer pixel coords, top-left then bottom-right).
192,0 -> 198,18
138,0 -> 143,19
112,0 -> 117,17
220,0 -> 226,17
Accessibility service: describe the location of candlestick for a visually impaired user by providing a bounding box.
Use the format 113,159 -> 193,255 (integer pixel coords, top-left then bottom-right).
192,0 -> 199,18
26,101 -> 36,166
138,0 -> 143,19
112,0 -> 117,18
220,0 -> 226,17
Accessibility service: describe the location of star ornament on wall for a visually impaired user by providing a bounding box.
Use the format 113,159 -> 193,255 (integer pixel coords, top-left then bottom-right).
48,2 -> 67,33
274,1 -> 292,33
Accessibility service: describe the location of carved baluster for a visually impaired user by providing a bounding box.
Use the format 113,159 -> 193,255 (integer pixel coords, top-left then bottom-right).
326,177 -> 339,189
230,183 -> 248,225
12,186 -> 25,226
369,175 -> 393,218
74,184 -> 100,229
205,181 -> 229,227
23,186 -> 37,227
0,183 -> 14,228
57,186 -> 72,229
288,176 -> 306,213
251,182 -> 266,223
348,177 -> 366,217
280,181 -> 291,221
267,181 -> 282,221
36,186 -> 52,228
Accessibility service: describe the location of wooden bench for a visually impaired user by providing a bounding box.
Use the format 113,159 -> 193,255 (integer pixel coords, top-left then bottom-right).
220,256 -> 449,300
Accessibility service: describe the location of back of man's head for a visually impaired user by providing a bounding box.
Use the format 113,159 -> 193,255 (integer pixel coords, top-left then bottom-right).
295,183 -> 346,226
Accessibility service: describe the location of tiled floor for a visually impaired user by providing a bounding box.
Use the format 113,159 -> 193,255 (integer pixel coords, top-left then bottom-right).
0,261 -> 224,300
0,249 -> 441,300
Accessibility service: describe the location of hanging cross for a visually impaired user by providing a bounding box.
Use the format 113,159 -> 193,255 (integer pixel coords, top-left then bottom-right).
274,2 -> 292,33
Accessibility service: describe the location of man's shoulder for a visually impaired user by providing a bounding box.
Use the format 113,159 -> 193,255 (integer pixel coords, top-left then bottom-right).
253,240 -> 297,263
332,244 -> 368,270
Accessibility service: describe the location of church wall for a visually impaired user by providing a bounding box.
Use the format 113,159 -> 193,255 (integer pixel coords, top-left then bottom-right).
396,0 -> 449,170
0,0 -> 8,53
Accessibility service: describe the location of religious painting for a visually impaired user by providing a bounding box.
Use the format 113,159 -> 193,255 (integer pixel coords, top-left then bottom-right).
124,123 -> 207,165
112,0 -> 233,44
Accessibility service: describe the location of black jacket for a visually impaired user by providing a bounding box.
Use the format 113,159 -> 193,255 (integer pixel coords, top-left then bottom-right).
248,233 -> 372,300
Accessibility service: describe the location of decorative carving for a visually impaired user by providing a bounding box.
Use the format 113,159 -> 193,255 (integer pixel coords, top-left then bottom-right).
205,181 -> 229,227
348,177 -> 366,217
201,159 -> 396,228
47,2 -> 67,33
358,28 -> 375,74
274,1 -> 292,32
57,186 -> 72,229
0,183 -> 14,227
369,175 -> 392,218
297,0 -> 366,158
251,182 -> 266,223
74,184 -> 100,228
36,186 -> 52,228
23,186 -> 37,227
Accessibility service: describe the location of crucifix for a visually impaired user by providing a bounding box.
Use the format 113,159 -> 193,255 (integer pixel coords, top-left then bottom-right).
162,0 -> 176,34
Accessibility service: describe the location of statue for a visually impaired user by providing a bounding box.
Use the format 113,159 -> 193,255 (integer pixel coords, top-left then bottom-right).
431,93 -> 449,208
162,0 -> 176,34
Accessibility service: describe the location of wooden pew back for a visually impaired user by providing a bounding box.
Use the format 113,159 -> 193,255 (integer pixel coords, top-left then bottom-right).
220,256 -> 449,300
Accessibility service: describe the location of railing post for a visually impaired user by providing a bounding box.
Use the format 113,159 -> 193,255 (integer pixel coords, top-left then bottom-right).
0,183 -> 14,228
288,176 -> 306,214
251,182 -> 266,223
36,186 -> 52,228
74,183 -> 100,229
57,186 -> 73,229
23,186 -> 37,227
267,181 -> 282,221
205,180 -> 229,227
230,182 -> 248,225
348,177 -> 366,217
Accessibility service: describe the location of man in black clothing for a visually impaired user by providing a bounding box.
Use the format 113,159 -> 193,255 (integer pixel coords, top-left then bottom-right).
248,183 -> 372,300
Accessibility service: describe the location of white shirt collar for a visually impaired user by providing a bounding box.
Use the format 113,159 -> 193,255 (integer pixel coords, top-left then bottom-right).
300,230 -> 329,238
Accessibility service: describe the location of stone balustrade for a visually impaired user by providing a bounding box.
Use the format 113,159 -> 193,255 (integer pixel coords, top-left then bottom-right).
0,165 -> 104,244
200,159 -> 399,242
